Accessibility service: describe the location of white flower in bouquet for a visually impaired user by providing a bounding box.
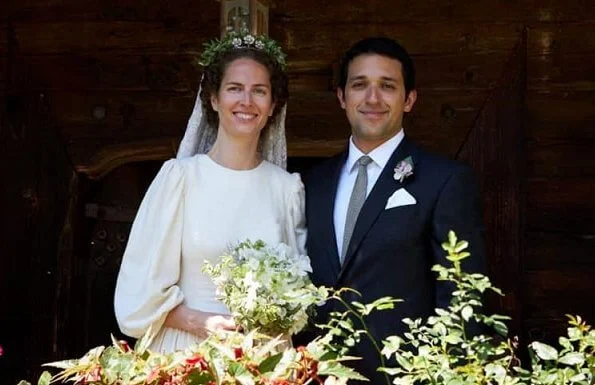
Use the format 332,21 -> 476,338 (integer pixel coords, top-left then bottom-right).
203,240 -> 328,337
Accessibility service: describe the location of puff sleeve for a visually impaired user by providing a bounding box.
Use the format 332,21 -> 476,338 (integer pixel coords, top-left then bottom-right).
114,159 -> 186,338
285,173 -> 307,256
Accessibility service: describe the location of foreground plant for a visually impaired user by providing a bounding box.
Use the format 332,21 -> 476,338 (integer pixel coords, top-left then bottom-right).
21,322 -> 365,385
379,231 -> 595,385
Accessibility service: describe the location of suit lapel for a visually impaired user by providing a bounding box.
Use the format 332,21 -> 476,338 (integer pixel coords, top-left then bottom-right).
319,152 -> 346,281
340,137 -> 416,275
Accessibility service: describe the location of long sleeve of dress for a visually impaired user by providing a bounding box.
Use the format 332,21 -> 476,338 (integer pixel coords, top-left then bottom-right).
285,173 -> 307,256
114,159 -> 186,338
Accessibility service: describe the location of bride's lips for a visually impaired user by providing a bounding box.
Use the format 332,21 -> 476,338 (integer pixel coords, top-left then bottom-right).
233,111 -> 259,121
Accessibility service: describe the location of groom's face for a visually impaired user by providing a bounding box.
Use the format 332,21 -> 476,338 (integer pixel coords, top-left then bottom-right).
337,54 -> 417,152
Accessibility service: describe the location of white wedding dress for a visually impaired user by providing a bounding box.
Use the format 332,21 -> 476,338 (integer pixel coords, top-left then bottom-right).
114,154 -> 306,352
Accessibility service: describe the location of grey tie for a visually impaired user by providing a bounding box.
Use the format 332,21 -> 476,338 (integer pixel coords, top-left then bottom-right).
341,155 -> 373,263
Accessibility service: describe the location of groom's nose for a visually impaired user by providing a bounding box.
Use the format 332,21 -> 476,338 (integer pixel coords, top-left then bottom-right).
365,85 -> 380,104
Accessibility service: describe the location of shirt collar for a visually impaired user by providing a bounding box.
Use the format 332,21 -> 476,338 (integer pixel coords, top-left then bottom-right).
346,129 -> 405,173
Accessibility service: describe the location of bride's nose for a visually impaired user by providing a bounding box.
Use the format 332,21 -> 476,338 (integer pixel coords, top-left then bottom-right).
240,91 -> 254,106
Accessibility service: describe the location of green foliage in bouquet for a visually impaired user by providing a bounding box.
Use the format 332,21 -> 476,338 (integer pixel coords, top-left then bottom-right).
203,240 -> 328,337
379,231 -> 595,385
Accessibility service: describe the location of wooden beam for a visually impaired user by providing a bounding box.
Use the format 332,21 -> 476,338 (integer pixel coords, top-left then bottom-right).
525,232 -> 595,271
272,22 -> 522,61
527,140 -> 595,177
527,178 -> 595,233
272,0 -> 595,23
528,53 -> 595,92
527,22 -> 595,55
525,91 -> 595,141
71,137 -> 348,180
74,137 -> 179,180
1,0 -> 219,22
12,21 -> 218,54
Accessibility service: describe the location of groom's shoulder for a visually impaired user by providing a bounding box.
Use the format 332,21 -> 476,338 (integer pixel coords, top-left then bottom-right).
303,152 -> 344,187
413,143 -> 477,183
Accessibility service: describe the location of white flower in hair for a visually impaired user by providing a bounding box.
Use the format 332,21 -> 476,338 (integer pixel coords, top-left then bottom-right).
255,40 -> 265,49
232,37 -> 242,48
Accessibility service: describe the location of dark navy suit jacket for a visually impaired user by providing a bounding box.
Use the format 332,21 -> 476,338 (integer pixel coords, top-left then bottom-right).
303,136 -> 486,384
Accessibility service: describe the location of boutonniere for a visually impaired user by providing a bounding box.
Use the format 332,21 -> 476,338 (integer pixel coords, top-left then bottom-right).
393,156 -> 414,182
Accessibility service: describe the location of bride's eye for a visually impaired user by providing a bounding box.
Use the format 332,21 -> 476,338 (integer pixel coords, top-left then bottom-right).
253,87 -> 268,96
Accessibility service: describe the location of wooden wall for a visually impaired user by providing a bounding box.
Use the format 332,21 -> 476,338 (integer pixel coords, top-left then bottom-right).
524,21 -> 595,341
1,0 -> 594,382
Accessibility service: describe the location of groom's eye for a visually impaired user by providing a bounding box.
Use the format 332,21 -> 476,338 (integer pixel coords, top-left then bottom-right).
350,81 -> 365,89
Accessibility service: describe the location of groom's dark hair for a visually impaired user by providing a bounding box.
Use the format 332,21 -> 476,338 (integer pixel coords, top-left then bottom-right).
338,37 -> 416,96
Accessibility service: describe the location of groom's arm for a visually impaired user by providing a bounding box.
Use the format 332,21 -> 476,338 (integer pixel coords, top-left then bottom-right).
430,163 -> 487,310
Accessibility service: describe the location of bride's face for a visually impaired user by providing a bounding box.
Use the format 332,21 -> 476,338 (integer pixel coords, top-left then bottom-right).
210,57 -> 275,140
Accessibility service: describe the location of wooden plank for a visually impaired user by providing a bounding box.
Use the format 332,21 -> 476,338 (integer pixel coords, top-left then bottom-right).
414,53 -> 509,90
3,0 -> 594,23
25,53 -> 201,92
49,91 -> 193,140
523,317 -> 583,345
68,137 -> 348,178
526,91 -> 595,141
272,22 -> 522,64
272,0 -> 595,23
522,270 -> 595,321
527,139 -> 595,177
0,56 -> 6,91
525,232 -> 595,271
528,53 -> 595,92
526,178 -> 595,233
0,22 -> 7,54
528,22 -> 595,55
13,21 -> 218,54
1,0 -> 219,22
527,178 -> 595,210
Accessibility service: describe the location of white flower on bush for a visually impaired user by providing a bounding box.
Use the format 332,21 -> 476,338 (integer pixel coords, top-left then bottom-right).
203,240 -> 327,336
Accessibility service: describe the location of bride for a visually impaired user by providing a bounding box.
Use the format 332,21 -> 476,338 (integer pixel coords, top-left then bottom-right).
113,32 -> 305,352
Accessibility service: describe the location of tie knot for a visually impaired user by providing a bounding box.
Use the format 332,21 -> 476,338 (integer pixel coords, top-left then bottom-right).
357,155 -> 373,167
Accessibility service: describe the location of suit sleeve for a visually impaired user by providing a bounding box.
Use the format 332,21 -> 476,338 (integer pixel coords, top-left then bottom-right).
431,164 -> 487,309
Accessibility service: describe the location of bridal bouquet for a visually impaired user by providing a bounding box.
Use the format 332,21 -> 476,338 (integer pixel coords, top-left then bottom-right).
203,240 -> 328,336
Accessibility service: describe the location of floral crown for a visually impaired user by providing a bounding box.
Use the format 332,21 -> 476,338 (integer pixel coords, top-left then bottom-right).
198,30 -> 287,71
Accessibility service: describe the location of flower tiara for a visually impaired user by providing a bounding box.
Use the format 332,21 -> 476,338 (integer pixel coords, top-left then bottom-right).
198,30 -> 287,71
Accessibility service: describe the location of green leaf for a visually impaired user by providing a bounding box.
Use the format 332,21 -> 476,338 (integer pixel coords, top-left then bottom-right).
461,306 -> 473,321
186,370 -> 215,385
318,361 -> 368,381
558,352 -> 585,366
531,341 -> 559,360
258,353 -> 283,373
36,372 -> 52,385
395,354 -> 413,371
492,320 -> 509,337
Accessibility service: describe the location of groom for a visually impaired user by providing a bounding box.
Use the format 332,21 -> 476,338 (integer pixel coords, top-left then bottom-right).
303,37 -> 486,384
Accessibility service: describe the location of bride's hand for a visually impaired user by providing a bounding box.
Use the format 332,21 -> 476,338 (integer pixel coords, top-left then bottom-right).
192,310 -> 236,339
164,305 -> 236,339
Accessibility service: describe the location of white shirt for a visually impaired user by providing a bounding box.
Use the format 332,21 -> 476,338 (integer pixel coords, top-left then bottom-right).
333,130 -> 405,257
